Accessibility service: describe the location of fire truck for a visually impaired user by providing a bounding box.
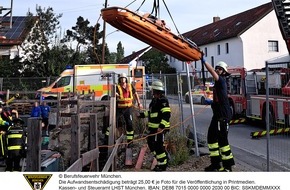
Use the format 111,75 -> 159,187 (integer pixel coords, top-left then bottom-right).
227,66 -> 290,127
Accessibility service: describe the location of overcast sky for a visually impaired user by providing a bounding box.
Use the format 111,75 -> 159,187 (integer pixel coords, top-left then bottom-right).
4,0 -> 270,56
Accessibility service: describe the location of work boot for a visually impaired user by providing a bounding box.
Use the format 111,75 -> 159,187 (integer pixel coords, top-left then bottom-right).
219,167 -> 232,172
204,164 -> 222,172
152,165 -> 167,172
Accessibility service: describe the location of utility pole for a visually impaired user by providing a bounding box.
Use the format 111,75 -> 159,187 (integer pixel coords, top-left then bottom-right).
101,0 -> 108,64
0,0 -> 13,29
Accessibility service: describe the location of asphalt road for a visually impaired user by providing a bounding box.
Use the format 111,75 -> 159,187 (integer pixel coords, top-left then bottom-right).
166,95 -> 290,171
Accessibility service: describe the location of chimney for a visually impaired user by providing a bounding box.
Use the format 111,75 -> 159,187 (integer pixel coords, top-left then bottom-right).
213,16 -> 220,23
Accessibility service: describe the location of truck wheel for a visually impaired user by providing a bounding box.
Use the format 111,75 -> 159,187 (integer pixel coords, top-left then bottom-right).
46,97 -> 57,107
185,95 -> 189,104
101,96 -> 110,101
285,115 -> 289,127
201,97 -> 205,105
262,105 -> 275,130
230,102 -> 236,119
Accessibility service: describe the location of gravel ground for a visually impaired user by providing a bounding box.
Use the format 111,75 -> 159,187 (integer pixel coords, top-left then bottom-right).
116,142 -> 254,172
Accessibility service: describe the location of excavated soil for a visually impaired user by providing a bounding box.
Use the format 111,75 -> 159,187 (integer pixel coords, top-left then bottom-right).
115,140 -> 251,172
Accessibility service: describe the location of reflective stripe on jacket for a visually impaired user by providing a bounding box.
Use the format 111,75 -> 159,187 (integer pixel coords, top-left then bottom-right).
6,126 -> 24,152
145,96 -> 171,129
117,84 -> 133,108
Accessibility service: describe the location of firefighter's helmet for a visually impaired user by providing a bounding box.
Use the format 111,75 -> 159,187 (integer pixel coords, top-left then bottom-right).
216,61 -> 228,72
151,81 -> 164,91
118,73 -> 128,83
119,73 -> 127,78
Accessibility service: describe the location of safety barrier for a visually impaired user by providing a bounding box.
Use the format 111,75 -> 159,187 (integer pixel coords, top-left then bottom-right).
251,128 -> 290,138
229,118 -> 246,125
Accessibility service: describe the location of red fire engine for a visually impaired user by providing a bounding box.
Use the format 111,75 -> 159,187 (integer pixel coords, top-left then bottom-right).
227,67 -> 290,127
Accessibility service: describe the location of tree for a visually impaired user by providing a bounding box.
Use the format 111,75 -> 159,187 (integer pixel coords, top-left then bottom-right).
139,48 -> 176,74
62,16 -> 105,64
21,6 -> 63,77
116,41 -> 124,63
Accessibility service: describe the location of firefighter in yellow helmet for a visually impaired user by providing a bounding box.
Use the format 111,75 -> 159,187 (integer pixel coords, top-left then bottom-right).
114,73 -> 142,146
139,80 -> 171,171
201,58 -> 235,172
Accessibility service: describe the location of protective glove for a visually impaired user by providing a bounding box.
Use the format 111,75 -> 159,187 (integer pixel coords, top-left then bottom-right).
4,121 -> 9,126
205,99 -> 213,105
201,56 -> 206,64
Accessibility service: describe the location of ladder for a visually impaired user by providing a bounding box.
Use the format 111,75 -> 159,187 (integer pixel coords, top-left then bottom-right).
272,0 -> 290,52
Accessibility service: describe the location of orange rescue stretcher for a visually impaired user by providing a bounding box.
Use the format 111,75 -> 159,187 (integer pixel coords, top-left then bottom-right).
101,6 -> 202,62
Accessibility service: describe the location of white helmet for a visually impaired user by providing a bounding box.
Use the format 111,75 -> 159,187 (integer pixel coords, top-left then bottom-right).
216,61 -> 228,72
151,81 -> 164,91
119,73 -> 127,78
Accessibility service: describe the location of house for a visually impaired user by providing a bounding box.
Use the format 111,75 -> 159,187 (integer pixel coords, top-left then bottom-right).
0,16 -> 38,59
168,2 -> 288,74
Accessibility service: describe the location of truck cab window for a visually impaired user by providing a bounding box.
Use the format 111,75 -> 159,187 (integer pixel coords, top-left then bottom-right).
53,76 -> 71,88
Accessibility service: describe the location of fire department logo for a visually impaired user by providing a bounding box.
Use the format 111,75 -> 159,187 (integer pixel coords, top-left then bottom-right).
23,174 -> 52,190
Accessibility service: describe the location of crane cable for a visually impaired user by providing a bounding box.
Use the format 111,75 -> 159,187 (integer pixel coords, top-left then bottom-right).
161,0 -> 182,36
133,0 -> 182,37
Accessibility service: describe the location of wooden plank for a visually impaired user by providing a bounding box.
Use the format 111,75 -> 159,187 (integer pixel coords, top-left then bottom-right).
60,99 -> 78,105
81,148 -> 99,166
65,158 -> 83,172
102,135 -> 123,172
70,115 -> 80,165
89,114 -> 99,171
60,112 -> 106,119
150,158 -> 157,170
26,118 -> 42,171
135,145 -> 147,170
125,148 -> 133,166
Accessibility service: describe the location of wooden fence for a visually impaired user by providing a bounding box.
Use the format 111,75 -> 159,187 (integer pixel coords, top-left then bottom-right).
25,94 -> 121,172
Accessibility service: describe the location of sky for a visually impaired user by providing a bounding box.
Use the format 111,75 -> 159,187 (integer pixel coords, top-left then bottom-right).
3,0 -> 271,56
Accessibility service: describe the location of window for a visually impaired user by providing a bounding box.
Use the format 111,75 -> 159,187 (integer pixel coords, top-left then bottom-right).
53,76 -> 71,88
211,56 -> 214,68
217,45 -> 221,55
204,47 -> 208,57
225,43 -> 229,54
268,40 -> 279,52
182,62 -> 185,71
134,69 -> 143,78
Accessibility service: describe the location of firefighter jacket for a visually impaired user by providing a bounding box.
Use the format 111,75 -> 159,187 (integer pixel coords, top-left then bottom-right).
6,125 -> 26,157
212,76 -> 232,120
140,95 -> 171,130
116,84 -> 134,108
0,116 -> 7,126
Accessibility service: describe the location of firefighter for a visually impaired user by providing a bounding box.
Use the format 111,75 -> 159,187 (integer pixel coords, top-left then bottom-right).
201,57 -> 235,172
5,118 -> 26,172
138,80 -> 171,171
1,106 -> 18,125
112,73 -> 143,146
0,104 -> 10,164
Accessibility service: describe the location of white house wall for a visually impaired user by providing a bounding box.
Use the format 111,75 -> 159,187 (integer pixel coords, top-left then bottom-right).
241,11 -> 288,70
168,10 -> 289,73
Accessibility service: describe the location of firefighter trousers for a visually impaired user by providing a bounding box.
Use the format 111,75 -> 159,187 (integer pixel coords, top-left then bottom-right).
116,107 -> 134,142
5,155 -> 22,172
147,129 -> 167,167
207,116 -> 235,168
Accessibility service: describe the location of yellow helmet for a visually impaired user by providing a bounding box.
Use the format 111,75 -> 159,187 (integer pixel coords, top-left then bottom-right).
151,80 -> 164,91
